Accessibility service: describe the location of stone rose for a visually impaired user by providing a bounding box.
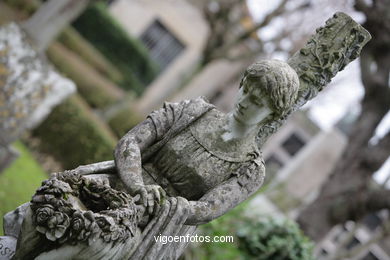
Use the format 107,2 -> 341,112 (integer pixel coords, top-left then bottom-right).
71,215 -> 84,233
35,204 -> 55,225
36,210 -> 70,241
37,179 -> 72,195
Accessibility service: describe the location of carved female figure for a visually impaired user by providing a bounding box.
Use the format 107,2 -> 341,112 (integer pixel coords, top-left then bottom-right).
115,59 -> 299,224
110,59 -> 300,258
10,60 -> 299,260
2,12 -> 370,260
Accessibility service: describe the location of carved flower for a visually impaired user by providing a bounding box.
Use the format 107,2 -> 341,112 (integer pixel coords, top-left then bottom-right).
69,212 -> 88,241
37,179 -> 72,195
96,215 -> 115,232
35,205 -> 54,225
68,211 -> 101,245
36,209 -> 70,241
71,212 -> 85,233
31,173 -> 141,246
59,171 -> 82,189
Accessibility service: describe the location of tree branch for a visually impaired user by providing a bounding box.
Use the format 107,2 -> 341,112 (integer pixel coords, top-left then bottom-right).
234,0 -> 289,42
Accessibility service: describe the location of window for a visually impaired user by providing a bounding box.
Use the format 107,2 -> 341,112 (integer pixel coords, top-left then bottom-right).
345,236 -> 360,250
281,133 -> 306,156
140,20 -> 185,72
363,213 -> 382,231
362,252 -> 379,260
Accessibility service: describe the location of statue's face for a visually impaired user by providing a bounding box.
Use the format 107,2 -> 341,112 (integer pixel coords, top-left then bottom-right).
233,85 -> 273,126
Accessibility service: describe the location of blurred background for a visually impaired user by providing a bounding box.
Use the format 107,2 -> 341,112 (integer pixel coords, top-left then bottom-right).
0,0 -> 389,259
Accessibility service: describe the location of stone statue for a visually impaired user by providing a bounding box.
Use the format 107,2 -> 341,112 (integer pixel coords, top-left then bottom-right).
1,12 -> 370,260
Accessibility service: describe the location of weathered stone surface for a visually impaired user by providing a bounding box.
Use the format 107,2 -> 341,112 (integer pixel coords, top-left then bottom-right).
0,23 -> 75,148
257,12 -> 371,146
0,236 -> 16,260
3,203 -> 29,238
4,12 -> 370,260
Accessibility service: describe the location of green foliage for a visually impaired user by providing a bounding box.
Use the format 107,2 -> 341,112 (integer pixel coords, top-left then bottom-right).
185,201 -> 249,260
185,187 -> 269,259
33,94 -> 117,170
108,104 -> 143,137
47,42 -> 122,109
237,218 -> 314,260
0,142 -> 47,236
72,2 -> 159,95
200,204 -> 246,259
57,27 -> 124,85
267,183 -> 301,213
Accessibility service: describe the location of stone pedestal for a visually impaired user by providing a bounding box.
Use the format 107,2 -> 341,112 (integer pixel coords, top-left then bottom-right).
0,23 -> 76,170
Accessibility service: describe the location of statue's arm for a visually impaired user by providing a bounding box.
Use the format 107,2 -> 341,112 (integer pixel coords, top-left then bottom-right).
185,161 -> 265,225
114,118 -> 157,189
114,99 -> 188,213
115,119 -> 168,214
114,98 -> 187,189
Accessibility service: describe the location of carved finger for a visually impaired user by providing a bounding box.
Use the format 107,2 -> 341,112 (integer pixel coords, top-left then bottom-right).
153,187 -> 161,204
139,188 -> 148,207
147,194 -> 154,215
153,200 -> 160,215
133,194 -> 141,202
158,187 -> 166,202
158,186 -> 166,198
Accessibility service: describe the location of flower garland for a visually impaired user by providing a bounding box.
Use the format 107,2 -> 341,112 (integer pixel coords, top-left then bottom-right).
30,170 -> 140,245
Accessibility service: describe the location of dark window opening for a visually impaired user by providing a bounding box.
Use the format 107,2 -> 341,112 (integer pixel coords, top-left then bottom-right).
345,236 -> 360,250
282,133 -> 306,156
363,213 -> 382,231
140,20 -> 185,72
362,252 -> 379,260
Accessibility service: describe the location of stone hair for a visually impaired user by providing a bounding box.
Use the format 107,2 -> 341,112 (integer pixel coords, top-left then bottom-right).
239,60 -> 299,116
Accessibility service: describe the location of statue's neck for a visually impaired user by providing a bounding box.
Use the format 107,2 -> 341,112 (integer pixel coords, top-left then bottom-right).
190,109 -> 260,162
220,113 -> 259,142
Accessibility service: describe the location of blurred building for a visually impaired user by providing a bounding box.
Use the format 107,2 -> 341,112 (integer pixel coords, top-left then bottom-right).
316,211 -> 390,260
108,1 -> 390,259
109,0 -> 208,112
212,77 -> 390,259
109,0 -> 256,115
253,112 -> 390,260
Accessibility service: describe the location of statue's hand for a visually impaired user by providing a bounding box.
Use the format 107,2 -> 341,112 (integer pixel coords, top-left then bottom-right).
130,184 -> 166,215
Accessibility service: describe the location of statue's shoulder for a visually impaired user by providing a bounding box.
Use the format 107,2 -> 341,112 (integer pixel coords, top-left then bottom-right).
147,97 -> 215,141
160,96 -> 215,119
163,96 -> 213,109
